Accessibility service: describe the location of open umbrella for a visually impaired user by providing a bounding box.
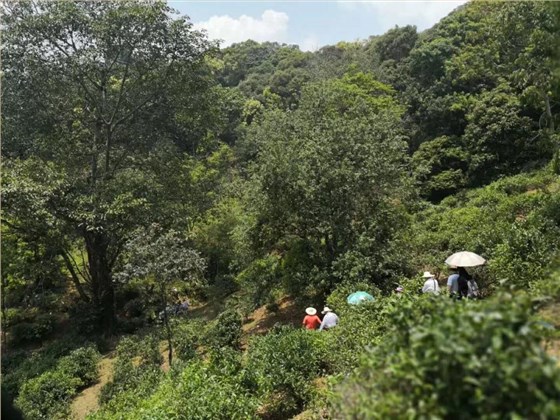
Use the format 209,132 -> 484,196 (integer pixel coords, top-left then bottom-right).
347,291 -> 375,305
445,251 -> 486,267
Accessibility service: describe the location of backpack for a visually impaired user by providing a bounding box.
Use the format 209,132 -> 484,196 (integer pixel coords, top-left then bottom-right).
458,275 -> 469,298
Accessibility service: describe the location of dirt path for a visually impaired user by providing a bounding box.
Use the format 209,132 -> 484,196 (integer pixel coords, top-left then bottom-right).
241,296 -> 302,348
70,356 -> 114,420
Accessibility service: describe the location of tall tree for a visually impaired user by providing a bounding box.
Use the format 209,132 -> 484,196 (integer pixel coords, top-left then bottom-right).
246,73 -> 410,294
2,0 -> 214,333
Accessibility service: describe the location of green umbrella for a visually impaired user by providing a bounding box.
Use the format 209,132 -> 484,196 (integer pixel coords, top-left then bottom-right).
347,291 -> 375,305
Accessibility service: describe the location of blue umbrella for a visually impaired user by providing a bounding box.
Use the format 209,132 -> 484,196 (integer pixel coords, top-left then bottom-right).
347,291 -> 375,305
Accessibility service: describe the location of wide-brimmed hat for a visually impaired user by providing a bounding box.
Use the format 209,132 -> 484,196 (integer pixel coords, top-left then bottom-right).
422,271 -> 435,278
321,306 -> 332,314
305,307 -> 317,316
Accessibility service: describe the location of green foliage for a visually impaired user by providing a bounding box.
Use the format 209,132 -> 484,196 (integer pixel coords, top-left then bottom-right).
325,281 -> 380,316
246,72 -> 410,298
245,327 -> 327,417
412,135 -> 469,201
1,338 -> 84,399
100,335 -> 163,404
9,313 -> 56,345
332,294 -> 560,418
205,309 -> 242,350
531,266 -> 560,303
411,169 -> 560,290
14,344 -> 100,419
16,370 -> 80,420
112,360 -> 259,420
173,320 -> 205,362
236,254 -> 281,311
404,1 -> 557,196
57,346 -> 101,387
2,0 -> 218,333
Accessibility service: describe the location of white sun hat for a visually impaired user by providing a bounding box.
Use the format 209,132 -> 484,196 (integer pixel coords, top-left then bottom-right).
305,307 -> 317,316
422,271 -> 435,278
321,306 -> 332,314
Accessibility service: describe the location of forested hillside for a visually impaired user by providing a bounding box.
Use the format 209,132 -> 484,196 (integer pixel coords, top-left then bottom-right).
2,1 -> 560,419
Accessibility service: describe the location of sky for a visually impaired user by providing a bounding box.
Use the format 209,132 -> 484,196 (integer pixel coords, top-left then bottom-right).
169,1 -> 468,51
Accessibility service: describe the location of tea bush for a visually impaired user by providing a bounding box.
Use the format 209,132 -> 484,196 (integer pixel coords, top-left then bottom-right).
99,334 -> 163,404
411,169 -> 560,291
16,370 -> 79,419
323,295 -> 411,373
325,280 -> 380,316
9,313 -> 56,345
204,309 -> 242,350
91,369 -> 163,419
332,293 -> 560,418
58,345 -> 100,387
14,343 -> 100,419
245,326 -> 328,418
2,338 -> 84,398
173,319 -> 205,362
130,361 -> 259,419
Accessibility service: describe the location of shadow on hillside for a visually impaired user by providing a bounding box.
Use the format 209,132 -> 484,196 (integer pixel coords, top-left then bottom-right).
187,301 -> 225,322
242,296 -> 303,340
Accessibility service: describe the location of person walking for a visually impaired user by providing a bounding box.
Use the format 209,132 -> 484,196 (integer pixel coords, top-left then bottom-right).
421,271 -> 440,294
447,266 -> 459,298
302,307 -> 321,330
457,267 -> 471,299
467,277 -> 480,299
319,307 -> 339,331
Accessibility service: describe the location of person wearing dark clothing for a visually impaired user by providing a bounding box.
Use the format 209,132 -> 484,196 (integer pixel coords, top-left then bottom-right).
457,267 -> 472,299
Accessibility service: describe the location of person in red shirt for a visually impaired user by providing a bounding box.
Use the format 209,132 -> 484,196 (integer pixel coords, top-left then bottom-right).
302,307 -> 321,330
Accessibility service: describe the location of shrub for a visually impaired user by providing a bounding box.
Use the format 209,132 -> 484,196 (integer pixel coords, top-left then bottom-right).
2,338 -> 83,398
99,335 -> 162,404
90,367 -> 163,420
4,307 -> 34,328
245,326 -> 327,418
15,370 -> 80,419
68,301 -> 101,335
205,309 -> 242,350
332,293 -> 560,418
324,295 -> 407,373
173,320 -> 205,362
92,359 -> 258,420
410,168 -> 560,292
9,313 -> 56,345
124,360 -> 259,420
236,255 -> 281,312
325,281 -> 380,316
58,345 -> 101,387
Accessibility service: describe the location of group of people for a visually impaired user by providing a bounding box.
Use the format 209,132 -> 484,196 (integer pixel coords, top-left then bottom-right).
421,266 -> 480,299
302,306 -> 339,331
301,266 -> 479,329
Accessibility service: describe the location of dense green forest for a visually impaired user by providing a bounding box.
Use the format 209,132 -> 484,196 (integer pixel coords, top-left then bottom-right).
2,1 -> 560,419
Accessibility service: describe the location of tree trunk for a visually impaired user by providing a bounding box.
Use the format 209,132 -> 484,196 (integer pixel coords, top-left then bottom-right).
84,230 -> 115,336
544,94 -> 555,132
60,250 -> 91,302
1,278 -> 7,345
161,283 -> 173,366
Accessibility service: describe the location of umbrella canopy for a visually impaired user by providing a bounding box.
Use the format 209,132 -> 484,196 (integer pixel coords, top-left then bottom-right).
445,251 -> 486,267
347,291 -> 375,305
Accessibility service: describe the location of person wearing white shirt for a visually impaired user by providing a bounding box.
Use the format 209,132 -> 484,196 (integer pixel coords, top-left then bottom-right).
467,278 -> 480,298
319,306 -> 339,331
421,271 -> 440,294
